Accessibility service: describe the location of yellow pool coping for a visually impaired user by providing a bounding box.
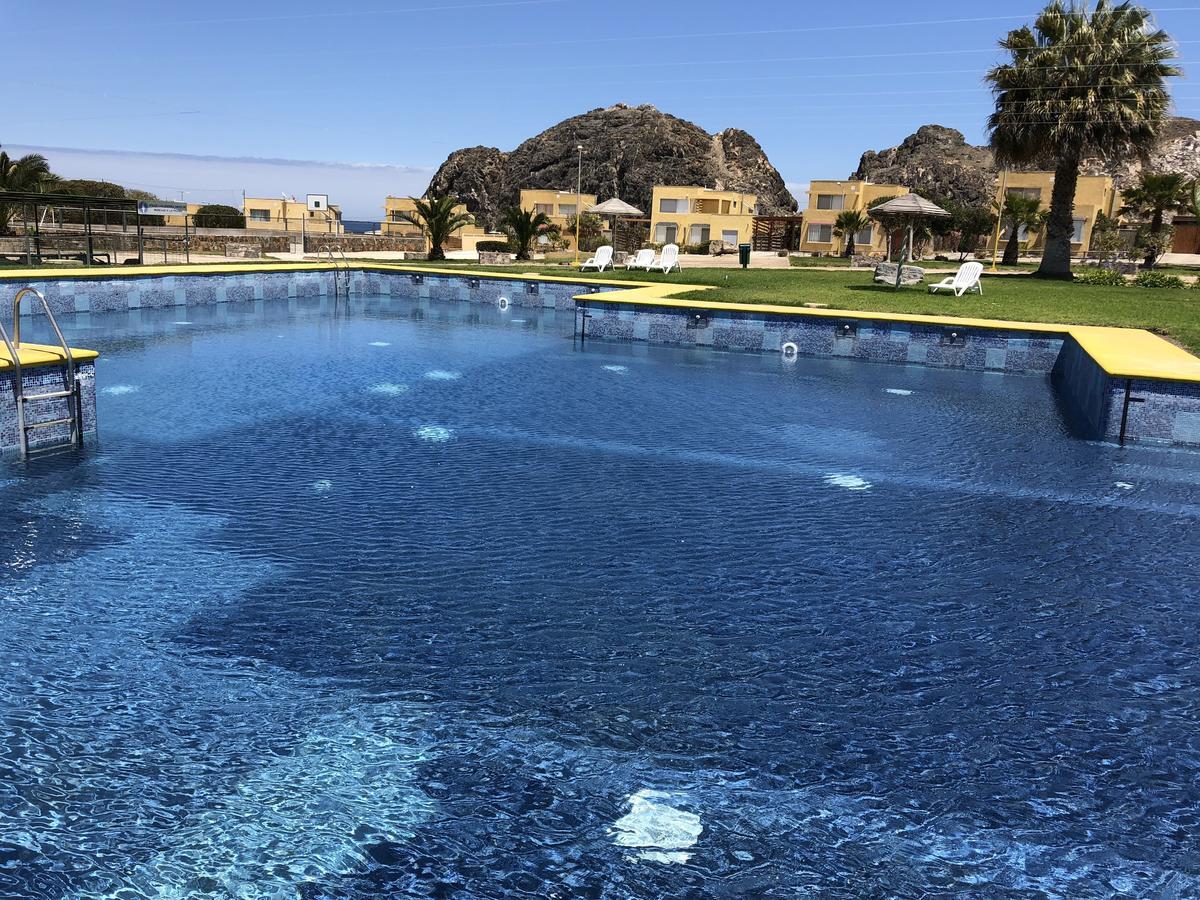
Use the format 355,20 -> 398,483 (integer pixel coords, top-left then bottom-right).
0,342 -> 99,373
2,260 -> 1198,384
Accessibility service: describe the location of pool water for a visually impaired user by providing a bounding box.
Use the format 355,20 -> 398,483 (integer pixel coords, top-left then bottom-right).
3,295 -> 1199,898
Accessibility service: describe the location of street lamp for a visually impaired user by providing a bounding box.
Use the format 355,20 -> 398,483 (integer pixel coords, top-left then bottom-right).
575,144 -> 584,265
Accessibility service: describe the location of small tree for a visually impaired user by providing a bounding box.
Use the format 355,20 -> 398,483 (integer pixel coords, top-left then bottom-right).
193,204 -> 245,229
1120,172 -> 1191,268
396,196 -> 473,261
1089,212 -> 1128,267
502,207 -> 551,261
996,194 -> 1044,266
833,210 -> 871,258
1134,224 -> 1174,269
564,212 -> 604,251
947,203 -> 997,260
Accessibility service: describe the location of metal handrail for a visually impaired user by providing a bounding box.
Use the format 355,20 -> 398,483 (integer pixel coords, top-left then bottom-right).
13,287 -> 77,385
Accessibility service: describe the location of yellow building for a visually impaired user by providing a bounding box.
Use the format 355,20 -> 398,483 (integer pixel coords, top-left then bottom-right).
382,196 -> 476,238
799,180 -> 908,255
242,197 -> 343,233
648,186 -> 757,248
995,172 -> 1120,254
518,189 -> 598,249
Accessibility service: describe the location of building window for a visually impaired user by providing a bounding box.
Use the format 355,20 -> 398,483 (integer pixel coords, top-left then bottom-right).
534,203 -> 554,215
659,198 -> 688,214
853,226 -> 874,245
815,194 -> 845,211
1006,187 -> 1042,201
655,223 -> 678,243
1072,217 -> 1086,244
390,210 -> 405,221
689,224 -> 710,245
248,209 -> 271,222
1000,224 -> 1031,241
721,229 -> 739,246
807,223 -> 833,243
558,204 -> 577,217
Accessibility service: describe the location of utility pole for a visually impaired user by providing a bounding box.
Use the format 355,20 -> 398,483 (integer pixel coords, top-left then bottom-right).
575,144 -> 584,265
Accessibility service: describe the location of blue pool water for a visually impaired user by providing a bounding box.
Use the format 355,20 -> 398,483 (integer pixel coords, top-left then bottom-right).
3,294 -> 1200,898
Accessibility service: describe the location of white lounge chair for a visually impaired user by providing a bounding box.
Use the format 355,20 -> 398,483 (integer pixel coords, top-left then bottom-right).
580,245 -> 613,272
929,261 -> 984,297
648,243 -> 680,274
625,248 -> 655,270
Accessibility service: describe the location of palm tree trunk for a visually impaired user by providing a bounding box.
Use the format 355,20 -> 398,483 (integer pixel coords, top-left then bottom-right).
1144,210 -> 1164,269
1036,154 -> 1080,279
844,236 -> 855,258
1002,226 -> 1021,266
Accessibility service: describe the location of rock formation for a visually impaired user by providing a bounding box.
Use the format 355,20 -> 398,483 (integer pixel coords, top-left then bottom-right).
853,119 -> 1200,208
425,104 -> 797,229
852,125 -> 997,208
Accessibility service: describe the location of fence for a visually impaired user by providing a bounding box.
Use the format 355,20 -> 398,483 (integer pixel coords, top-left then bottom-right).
1,206 -> 426,267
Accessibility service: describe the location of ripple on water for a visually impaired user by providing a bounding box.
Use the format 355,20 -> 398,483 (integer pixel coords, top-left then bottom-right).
610,790 -> 703,865
101,384 -> 139,396
424,370 -> 461,380
824,473 -> 872,491
414,425 -> 452,443
368,382 -> 409,396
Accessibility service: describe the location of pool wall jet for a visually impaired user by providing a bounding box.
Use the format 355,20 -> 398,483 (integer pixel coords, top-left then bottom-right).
3,262 -> 1200,450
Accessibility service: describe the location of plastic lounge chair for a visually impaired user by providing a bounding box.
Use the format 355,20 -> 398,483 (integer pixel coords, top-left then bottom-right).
928,261 -> 984,297
648,243 -> 680,274
625,248 -> 655,270
580,245 -> 613,272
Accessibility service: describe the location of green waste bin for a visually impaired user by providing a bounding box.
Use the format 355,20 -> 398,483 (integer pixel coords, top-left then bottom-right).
738,243 -> 751,268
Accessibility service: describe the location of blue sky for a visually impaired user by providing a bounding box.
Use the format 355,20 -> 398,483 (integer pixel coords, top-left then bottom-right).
6,1 -> 1199,218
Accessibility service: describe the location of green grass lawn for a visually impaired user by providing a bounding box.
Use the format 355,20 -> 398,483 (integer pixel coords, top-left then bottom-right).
379,259 -> 1200,353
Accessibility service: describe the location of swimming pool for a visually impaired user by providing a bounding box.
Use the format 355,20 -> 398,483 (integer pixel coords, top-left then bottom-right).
3,294 -> 1199,897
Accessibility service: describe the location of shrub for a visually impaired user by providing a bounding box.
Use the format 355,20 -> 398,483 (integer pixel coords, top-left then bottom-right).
475,240 -> 511,253
1074,267 -> 1127,286
1134,270 -> 1186,289
193,204 -> 245,229
682,243 -> 710,255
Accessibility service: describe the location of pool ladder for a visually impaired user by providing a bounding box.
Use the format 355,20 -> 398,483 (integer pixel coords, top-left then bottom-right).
0,287 -> 84,458
325,245 -> 351,298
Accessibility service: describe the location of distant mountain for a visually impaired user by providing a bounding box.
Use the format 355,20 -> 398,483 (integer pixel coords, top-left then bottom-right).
425,104 -> 798,230
852,119 -> 1200,209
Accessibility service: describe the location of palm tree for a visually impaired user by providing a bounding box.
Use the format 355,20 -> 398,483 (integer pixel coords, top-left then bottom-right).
833,210 -> 870,258
501,207 -> 551,261
1120,172 -> 1192,267
996,194 -> 1045,266
396,196 -> 473,261
0,149 -> 56,234
986,1 -> 1178,279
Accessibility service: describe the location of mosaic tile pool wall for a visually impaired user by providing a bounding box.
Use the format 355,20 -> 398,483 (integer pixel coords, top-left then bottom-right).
6,268 -> 1200,449
580,298 -> 1066,375
21,270 -> 606,315
0,362 -> 97,454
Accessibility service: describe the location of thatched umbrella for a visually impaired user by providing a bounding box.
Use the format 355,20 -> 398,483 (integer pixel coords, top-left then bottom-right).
588,198 -> 644,249
869,193 -> 951,289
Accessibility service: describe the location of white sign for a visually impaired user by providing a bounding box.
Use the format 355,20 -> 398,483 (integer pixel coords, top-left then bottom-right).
307,194 -> 329,212
137,200 -> 187,217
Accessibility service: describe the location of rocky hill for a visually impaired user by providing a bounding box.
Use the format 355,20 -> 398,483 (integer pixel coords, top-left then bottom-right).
852,119 -> 1200,208
852,126 -> 997,208
425,104 -> 797,229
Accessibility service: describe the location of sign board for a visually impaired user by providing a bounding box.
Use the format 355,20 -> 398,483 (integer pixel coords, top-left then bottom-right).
137,200 -> 187,217
307,194 -> 329,212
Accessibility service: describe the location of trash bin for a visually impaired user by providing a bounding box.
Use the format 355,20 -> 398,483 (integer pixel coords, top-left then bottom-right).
738,243 -> 751,268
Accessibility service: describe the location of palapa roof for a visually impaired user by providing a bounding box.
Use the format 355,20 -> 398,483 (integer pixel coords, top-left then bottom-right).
588,198 -> 644,216
869,193 -> 950,218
